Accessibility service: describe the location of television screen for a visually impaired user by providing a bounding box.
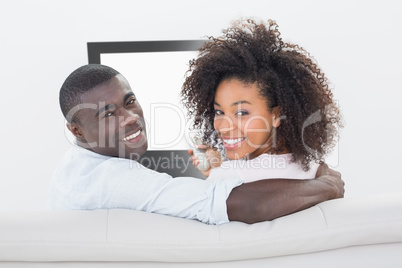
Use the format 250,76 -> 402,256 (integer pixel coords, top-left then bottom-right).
88,40 -> 207,178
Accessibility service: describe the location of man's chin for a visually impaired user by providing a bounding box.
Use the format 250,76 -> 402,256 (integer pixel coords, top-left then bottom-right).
125,144 -> 148,161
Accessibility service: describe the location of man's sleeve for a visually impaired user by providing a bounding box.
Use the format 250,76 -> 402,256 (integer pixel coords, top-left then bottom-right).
101,159 -> 243,224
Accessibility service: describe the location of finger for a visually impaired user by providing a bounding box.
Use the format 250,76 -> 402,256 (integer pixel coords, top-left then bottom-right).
191,156 -> 199,166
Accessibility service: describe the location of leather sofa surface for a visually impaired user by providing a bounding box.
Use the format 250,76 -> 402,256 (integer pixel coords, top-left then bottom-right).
1,193 -> 401,267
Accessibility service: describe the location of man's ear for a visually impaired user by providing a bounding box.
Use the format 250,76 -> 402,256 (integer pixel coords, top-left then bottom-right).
271,106 -> 282,128
66,122 -> 85,139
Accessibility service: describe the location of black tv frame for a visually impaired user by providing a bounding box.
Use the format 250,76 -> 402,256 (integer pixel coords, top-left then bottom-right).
87,40 -> 207,178
88,40 -> 207,64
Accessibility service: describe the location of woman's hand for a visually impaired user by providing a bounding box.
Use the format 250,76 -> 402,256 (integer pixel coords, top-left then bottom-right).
188,145 -> 222,177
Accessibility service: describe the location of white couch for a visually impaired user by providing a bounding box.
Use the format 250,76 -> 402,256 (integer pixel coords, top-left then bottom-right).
1,193 -> 402,267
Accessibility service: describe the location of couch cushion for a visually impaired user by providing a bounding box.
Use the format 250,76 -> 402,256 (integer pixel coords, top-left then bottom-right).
0,193 -> 401,262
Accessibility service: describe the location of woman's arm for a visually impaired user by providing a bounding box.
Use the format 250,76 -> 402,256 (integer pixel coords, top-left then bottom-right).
226,164 -> 344,223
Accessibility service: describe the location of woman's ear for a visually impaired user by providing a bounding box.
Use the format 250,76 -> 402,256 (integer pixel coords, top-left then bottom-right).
271,106 -> 282,128
66,122 -> 84,139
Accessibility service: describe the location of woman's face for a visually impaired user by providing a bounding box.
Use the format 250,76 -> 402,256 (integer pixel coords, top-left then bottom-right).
213,79 -> 280,160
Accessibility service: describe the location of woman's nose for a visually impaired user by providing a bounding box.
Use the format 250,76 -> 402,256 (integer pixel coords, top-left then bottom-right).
215,116 -> 236,134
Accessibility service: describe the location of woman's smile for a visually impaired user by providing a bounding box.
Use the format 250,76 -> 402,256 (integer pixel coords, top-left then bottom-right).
222,137 -> 246,149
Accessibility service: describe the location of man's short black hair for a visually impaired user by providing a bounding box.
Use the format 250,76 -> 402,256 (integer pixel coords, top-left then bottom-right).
59,64 -> 120,123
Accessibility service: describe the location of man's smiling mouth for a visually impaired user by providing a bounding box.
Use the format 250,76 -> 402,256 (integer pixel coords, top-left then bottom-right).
122,130 -> 141,142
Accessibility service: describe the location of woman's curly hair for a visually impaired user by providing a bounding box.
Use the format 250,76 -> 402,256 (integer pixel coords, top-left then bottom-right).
181,19 -> 342,170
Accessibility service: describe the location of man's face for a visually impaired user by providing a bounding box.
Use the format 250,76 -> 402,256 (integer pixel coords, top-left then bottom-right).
69,74 -> 148,160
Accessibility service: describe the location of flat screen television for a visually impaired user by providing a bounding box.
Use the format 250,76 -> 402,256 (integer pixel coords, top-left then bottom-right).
87,40 -> 207,178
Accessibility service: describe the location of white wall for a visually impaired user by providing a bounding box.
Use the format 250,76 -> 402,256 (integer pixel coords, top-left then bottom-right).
1,0 -> 401,211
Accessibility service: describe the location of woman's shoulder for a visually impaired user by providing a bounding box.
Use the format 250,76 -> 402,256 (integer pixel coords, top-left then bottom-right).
234,153 -> 319,181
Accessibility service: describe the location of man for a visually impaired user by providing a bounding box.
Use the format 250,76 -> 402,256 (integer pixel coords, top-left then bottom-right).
48,64 -> 344,225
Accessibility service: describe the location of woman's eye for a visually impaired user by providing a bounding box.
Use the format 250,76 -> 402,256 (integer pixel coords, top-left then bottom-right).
236,110 -> 249,116
214,109 -> 223,116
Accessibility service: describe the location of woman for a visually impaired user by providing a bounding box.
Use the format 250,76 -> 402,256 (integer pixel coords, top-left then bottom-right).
181,19 -> 342,182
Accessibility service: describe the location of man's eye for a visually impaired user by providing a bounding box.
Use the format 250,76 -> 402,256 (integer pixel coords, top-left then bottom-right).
103,111 -> 114,118
127,98 -> 136,105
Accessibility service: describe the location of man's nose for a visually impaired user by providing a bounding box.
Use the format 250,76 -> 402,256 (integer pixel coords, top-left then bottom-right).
120,113 -> 140,128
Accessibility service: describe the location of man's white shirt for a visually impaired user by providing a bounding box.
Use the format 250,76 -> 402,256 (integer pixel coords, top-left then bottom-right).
47,146 -> 242,225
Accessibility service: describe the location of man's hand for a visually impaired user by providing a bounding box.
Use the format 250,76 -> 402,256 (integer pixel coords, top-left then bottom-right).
315,163 -> 345,199
227,164 -> 345,224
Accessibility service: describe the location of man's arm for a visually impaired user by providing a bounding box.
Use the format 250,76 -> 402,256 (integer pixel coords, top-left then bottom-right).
226,164 -> 344,224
